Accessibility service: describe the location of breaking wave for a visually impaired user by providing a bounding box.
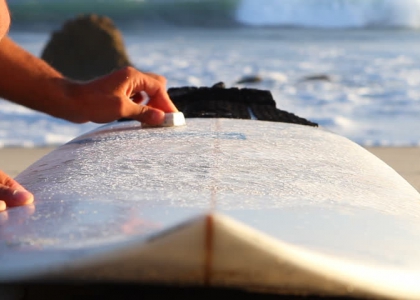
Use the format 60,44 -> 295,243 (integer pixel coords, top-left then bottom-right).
9,0 -> 420,29
237,0 -> 420,29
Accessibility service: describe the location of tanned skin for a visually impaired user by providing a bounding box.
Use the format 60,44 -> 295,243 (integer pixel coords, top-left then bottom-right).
0,0 -> 178,211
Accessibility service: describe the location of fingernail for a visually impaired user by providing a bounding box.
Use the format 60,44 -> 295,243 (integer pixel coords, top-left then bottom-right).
11,190 -> 34,206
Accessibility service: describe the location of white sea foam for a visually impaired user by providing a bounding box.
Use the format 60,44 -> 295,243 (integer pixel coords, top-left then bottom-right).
236,0 -> 420,29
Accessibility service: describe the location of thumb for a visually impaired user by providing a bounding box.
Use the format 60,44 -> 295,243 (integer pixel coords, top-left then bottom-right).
0,184 -> 34,210
129,104 -> 165,125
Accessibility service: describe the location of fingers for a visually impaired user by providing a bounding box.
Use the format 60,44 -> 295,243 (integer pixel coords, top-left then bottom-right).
0,184 -> 34,211
147,91 -> 178,113
127,68 -> 178,113
0,170 -> 34,211
0,169 -> 20,189
75,67 -> 178,125
127,103 -> 166,125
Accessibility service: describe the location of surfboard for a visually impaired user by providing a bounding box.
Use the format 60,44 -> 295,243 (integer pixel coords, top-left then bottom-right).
1,118 -> 420,299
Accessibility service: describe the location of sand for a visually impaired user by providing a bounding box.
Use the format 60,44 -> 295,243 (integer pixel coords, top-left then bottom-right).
0,146 -> 418,192
0,147 -> 56,178
367,147 -> 419,192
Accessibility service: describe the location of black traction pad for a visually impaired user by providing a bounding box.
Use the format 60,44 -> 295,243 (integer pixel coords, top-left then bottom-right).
120,82 -> 318,127
168,82 -> 318,127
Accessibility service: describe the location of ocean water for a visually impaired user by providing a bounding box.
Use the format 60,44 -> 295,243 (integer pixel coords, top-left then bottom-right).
2,0 -> 420,147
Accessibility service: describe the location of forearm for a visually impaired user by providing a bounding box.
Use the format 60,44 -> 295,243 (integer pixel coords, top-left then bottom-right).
0,36 -> 83,122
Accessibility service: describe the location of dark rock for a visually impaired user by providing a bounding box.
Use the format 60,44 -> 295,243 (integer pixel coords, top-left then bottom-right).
212,82 -> 226,89
41,14 -> 132,81
235,75 -> 263,84
301,74 -> 332,82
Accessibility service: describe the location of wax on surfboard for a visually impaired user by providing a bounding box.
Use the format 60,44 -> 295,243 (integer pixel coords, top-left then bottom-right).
1,119 -> 420,300
141,112 -> 186,128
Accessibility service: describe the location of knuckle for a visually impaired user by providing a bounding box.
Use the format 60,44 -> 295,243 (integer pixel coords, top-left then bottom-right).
0,171 -> 14,187
4,177 -> 14,187
125,66 -> 136,74
145,72 -> 167,85
117,66 -> 135,77
155,74 -> 166,85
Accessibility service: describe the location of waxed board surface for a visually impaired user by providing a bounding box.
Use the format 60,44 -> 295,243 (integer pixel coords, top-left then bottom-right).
1,118 -> 420,280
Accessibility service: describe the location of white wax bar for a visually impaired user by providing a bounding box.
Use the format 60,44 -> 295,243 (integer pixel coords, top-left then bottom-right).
142,112 -> 186,128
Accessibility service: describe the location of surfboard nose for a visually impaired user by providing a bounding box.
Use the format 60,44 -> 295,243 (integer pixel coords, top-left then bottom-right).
29,212 -> 419,300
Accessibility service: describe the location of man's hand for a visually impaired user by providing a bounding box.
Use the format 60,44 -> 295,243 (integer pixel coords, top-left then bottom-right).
0,170 -> 33,212
66,67 -> 178,125
0,37 -> 178,126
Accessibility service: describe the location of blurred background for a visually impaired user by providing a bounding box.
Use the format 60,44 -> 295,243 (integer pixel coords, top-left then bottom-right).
2,0 -> 420,147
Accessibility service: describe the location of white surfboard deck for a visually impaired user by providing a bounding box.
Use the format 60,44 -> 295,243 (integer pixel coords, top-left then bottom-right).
1,118 -> 420,299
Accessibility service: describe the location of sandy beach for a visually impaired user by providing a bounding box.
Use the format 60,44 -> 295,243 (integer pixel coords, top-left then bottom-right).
0,146 -> 418,192
367,147 -> 420,192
